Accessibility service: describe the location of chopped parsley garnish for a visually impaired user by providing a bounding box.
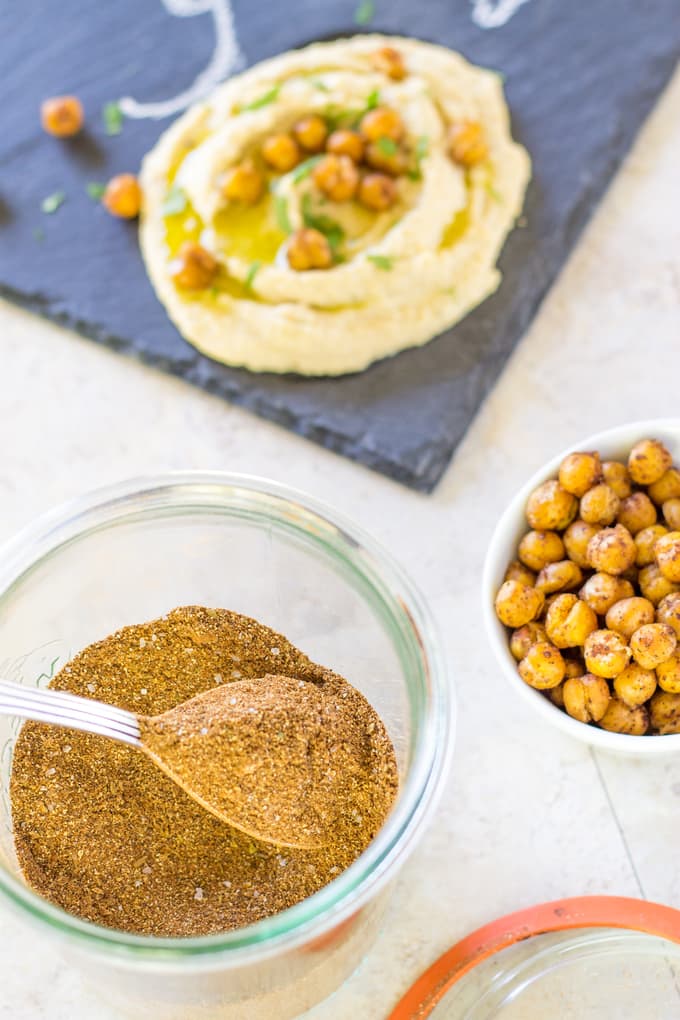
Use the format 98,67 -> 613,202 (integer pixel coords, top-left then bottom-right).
354,0 -> 375,25
242,85 -> 281,112
244,261 -> 261,290
292,155 -> 324,183
367,254 -> 394,270
161,185 -> 188,216
41,191 -> 66,214
32,227 -> 45,242
301,194 -> 344,250
274,194 -> 292,234
485,179 -> 503,202
376,136 -> 398,157
408,135 -> 429,180
86,182 -> 106,200
311,79 -> 331,92
366,88 -> 380,110
102,100 -> 124,136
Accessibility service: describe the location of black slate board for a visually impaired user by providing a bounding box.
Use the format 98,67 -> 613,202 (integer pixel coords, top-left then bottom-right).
2,2 -> 678,490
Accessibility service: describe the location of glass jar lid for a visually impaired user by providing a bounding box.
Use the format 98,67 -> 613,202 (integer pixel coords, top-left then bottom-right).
389,897 -> 680,1019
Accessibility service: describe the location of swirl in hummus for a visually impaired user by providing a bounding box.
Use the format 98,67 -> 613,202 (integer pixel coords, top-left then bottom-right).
139,35 -> 531,376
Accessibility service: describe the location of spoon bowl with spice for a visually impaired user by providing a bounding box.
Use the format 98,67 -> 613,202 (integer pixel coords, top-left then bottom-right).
0,672 -> 378,849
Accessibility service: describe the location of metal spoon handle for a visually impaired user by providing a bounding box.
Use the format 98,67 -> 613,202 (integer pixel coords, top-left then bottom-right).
0,680 -> 142,748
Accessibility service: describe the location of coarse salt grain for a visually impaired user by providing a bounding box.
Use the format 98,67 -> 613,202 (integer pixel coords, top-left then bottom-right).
194,887 -> 204,901
86,683 -> 96,693
139,638 -> 146,648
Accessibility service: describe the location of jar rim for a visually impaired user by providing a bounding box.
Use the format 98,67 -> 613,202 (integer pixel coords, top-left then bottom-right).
0,472 -> 453,964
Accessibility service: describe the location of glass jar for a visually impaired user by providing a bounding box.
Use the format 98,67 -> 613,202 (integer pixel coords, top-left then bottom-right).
0,474 -> 452,1019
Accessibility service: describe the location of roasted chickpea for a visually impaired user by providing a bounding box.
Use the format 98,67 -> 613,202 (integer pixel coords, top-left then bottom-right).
221,159 -> 265,204
563,673 -> 611,723
41,94 -> 84,137
545,594 -> 598,649
358,172 -> 398,211
587,524 -> 636,575
312,154 -> 359,202
504,560 -> 536,587
580,484 -> 620,526
286,228 -> 333,271
102,173 -> 142,219
601,461 -> 633,499
617,492 -> 657,535
638,563 -> 680,606
628,438 -> 673,486
649,689 -> 680,734
564,658 -> 586,679
364,141 -> 408,176
656,592 -> 680,637
656,650 -> 680,694
579,573 -> 634,615
598,696 -> 649,735
526,481 -> 578,532
558,451 -> 602,497
359,107 -> 404,142
563,520 -> 601,568
169,241 -> 218,290
629,622 -> 677,669
605,596 -> 655,641
635,524 -> 668,567
518,530 -> 565,572
584,629 -> 631,678
519,642 -> 565,690
494,580 -> 544,628
293,115 -> 328,152
662,499 -> 680,530
326,129 -> 365,162
613,663 -> 657,708
535,560 -> 583,595
547,683 -> 565,709
447,120 -> 488,166
648,467 -> 680,505
370,46 -> 407,80
261,133 -> 301,172
654,531 -> 680,582
510,621 -> 548,661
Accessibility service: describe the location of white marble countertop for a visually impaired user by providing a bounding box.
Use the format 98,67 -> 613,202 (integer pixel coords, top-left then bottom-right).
1,64 -> 679,1020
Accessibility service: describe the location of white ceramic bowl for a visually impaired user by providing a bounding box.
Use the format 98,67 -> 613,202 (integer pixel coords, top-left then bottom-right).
482,419 -> 680,755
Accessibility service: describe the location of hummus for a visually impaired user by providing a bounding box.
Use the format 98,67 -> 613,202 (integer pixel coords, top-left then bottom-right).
140,35 -> 531,376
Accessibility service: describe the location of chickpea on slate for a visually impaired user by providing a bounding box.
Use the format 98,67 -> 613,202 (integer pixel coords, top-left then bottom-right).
494,438 -> 680,736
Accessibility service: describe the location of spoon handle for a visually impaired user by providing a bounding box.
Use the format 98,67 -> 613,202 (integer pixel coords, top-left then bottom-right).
0,680 -> 142,748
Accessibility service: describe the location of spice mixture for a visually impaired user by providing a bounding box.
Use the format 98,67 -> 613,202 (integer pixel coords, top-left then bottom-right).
10,606 -> 398,936
141,673 -> 385,849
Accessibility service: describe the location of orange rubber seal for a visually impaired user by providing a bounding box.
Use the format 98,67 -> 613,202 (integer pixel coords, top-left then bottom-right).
388,896 -> 680,1019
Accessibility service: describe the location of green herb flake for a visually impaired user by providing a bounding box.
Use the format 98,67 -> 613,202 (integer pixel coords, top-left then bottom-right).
86,182 -> 106,201
485,180 -> 503,203
354,0 -> 375,25
161,185 -> 188,217
274,194 -> 292,234
41,191 -> 66,214
103,100 -> 124,136
244,261 -> 261,291
32,227 -> 45,242
311,79 -> 331,93
366,88 -> 380,110
367,254 -> 394,270
408,135 -> 429,180
301,194 -> 344,251
242,85 -> 281,112
376,136 -> 398,157
291,155 -> 323,183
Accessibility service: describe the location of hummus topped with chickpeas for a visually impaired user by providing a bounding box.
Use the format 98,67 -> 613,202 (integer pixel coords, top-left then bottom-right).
139,35 -> 530,376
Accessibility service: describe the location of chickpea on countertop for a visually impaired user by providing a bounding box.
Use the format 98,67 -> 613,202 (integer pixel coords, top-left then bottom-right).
494,438 -> 680,735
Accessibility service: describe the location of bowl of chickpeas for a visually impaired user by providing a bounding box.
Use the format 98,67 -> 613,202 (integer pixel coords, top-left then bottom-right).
483,421 -> 680,753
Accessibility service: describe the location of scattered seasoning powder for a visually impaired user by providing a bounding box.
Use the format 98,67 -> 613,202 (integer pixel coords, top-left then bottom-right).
10,607 -> 398,936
